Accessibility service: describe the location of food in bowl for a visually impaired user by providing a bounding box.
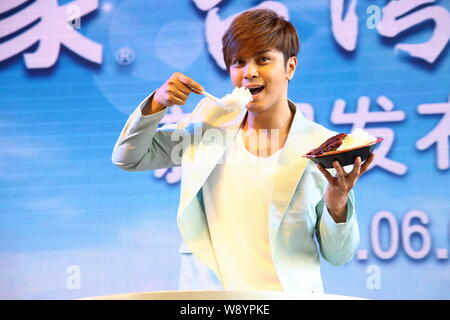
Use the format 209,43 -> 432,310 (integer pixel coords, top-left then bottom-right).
307,129 -> 377,156
304,129 -> 380,168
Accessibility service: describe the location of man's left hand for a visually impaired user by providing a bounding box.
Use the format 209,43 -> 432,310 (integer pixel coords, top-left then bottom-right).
317,153 -> 376,223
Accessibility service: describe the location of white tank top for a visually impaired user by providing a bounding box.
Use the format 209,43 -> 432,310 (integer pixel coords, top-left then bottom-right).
202,127 -> 284,290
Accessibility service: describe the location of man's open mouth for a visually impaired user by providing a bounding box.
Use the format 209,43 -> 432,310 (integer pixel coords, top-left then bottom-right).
247,86 -> 265,95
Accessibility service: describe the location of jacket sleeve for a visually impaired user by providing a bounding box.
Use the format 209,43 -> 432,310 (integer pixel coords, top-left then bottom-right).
314,168 -> 360,266
111,92 -> 198,171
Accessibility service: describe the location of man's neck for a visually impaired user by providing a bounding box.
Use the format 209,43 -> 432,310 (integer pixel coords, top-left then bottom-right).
243,99 -> 294,137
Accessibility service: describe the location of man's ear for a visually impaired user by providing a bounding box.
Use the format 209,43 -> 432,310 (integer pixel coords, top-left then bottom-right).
286,56 -> 297,80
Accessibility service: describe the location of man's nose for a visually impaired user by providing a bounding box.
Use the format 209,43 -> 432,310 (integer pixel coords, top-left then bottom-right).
244,62 -> 259,79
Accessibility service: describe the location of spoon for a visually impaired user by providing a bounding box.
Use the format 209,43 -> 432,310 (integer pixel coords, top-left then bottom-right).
189,87 -> 225,107
201,91 -> 226,107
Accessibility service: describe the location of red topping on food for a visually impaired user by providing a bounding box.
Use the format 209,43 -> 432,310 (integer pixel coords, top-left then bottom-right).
307,133 -> 347,156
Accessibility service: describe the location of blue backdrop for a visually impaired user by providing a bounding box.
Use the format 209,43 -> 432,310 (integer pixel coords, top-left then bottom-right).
0,0 -> 449,299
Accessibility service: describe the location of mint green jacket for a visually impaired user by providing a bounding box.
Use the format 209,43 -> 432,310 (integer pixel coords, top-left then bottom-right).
112,94 -> 360,294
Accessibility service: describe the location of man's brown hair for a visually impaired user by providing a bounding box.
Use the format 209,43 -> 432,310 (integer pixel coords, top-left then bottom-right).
222,9 -> 300,71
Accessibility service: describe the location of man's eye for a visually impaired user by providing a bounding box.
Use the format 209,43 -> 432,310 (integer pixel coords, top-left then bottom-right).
259,57 -> 271,64
233,60 -> 243,66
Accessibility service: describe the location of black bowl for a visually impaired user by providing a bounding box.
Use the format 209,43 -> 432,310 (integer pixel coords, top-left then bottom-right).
303,137 -> 383,168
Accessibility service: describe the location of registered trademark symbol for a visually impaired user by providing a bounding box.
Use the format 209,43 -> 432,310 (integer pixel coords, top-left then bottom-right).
115,47 -> 135,65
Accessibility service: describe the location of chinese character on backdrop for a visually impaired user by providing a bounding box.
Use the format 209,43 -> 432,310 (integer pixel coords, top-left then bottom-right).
0,0 -> 102,69
378,0 -> 450,64
331,0 -> 358,51
331,0 -> 450,64
416,95 -> 450,170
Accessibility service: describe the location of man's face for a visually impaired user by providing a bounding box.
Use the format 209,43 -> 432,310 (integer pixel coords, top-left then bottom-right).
229,48 -> 296,112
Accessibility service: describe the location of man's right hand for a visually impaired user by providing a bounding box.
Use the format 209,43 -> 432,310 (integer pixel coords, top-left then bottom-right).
143,72 -> 204,115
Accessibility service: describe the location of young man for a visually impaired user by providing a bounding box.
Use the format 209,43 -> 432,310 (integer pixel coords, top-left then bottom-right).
112,9 -> 374,293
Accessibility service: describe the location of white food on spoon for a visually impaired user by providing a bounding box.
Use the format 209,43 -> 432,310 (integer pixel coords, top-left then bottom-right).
219,87 -> 253,111
337,128 -> 377,151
